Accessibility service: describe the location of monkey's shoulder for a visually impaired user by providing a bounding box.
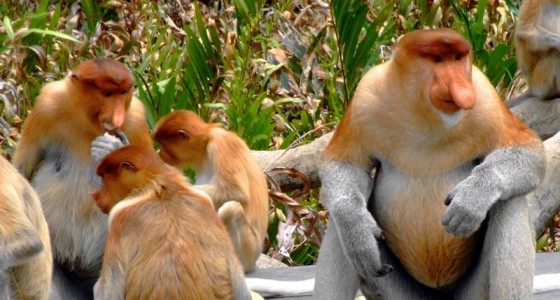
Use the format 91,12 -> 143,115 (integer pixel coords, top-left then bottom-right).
34,79 -> 70,110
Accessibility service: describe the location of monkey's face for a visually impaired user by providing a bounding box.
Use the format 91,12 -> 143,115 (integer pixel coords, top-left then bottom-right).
95,86 -> 133,133
72,68 -> 133,134
90,186 -> 116,214
396,29 -> 476,129
158,134 -> 209,172
157,139 -> 183,167
92,166 -> 137,214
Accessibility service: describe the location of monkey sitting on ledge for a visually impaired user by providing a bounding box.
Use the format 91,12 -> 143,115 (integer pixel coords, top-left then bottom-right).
13,57 -> 153,298
314,28 -> 545,299
91,145 -> 252,300
154,110 -> 269,273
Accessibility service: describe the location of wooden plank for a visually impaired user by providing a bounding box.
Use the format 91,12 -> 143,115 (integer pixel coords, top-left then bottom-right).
247,253 -> 560,299
534,252 -> 560,300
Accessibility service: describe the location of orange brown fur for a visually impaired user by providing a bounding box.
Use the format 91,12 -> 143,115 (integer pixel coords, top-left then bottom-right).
92,146 -> 243,299
324,29 -> 541,288
0,155 -> 52,299
14,58 -> 152,175
514,0 -> 560,99
154,110 -> 269,272
12,58 -> 152,289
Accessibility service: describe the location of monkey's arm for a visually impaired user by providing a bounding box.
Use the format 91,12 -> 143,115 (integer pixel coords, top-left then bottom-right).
93,264 -> 125,300
516,24 -> 560,52
442,142 -> 546,236
12,133 -> 44,179
93,241 -> 126,299
319,160 -> 392,281
0,205 -> 44,270
196,183 -> 248,209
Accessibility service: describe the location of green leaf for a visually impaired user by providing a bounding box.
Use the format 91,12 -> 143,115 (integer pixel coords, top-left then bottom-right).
24,28 -> 80,43
81,0 -> 100,35
3,17 -> 14,41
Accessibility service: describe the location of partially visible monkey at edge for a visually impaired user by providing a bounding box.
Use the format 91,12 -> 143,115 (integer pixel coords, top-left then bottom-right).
12,58 -> 153,297
0,155 -> 52,299
515,0 -> 560,99
314,28 -> 545,299
154,110 -> 269,272
91,145 -> 252,300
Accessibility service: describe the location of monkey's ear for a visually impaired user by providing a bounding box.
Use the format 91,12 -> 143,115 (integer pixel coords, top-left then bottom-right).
71,72 -> 81,80
177,130 -> 190,140
120,161 -> 137,172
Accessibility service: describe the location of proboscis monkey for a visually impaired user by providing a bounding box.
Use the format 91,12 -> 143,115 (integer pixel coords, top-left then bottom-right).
12,58 -> 152,296
90,145 -> 252,300
0,155 -> 52,300
515,0 -> 560,99
314,28 -> 545,299
153,110 -> 269,272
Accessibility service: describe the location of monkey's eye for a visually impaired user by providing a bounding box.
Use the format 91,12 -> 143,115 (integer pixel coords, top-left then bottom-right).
177,130 -> 190,140
120,161 -> 136,172
455,53 -> 462,61
433,56 -> 443,63
120,90 -> 128,95
103,91 -> 113,97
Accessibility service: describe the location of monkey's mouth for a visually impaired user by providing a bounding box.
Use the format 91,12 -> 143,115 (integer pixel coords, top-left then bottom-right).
103,122 -> 117,131
438,110 -> 464,129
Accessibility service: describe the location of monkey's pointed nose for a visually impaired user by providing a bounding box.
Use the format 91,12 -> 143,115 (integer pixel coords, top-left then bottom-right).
452,88 -> 475,110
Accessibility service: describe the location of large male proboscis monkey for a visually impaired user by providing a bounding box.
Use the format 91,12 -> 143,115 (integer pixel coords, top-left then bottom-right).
90,145 -> 251,300
154,110 -> 269,272
13,58 -> 152,296
0,155 -> 52,299
314,28 -> 546,299
515,0 -> 560,99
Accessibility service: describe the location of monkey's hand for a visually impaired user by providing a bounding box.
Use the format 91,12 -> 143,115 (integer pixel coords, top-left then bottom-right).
442,144 -> 545,236
320,160 -> 393,283
91,132 -> 129,165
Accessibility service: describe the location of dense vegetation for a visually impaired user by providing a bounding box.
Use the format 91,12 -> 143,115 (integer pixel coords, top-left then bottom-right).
0,0 -> 557,264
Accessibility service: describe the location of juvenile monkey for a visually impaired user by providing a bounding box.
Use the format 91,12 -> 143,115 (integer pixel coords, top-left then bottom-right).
154,110 -> 269,272
315,28 -> 545,299
91,145 -> 251,300
0,155 -> 52,300
515,0 -> 560,99
13,58 -> 152,295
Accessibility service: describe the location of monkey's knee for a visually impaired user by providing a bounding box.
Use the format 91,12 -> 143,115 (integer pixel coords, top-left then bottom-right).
217,201 -> 245,225
218,201 -> 259,272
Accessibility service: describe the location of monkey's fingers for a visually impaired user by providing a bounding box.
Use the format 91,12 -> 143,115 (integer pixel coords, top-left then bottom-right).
348,231 -> 394,279
376,264 -> 393,276
111,130 -> 130,145
441,199 -> 486,236
91,133 -> 127,164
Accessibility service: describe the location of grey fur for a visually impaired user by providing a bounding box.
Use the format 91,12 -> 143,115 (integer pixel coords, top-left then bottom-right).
91,133 -> 127,166
443,145 -> 546,236
315,143 -> 545,299
315,160 -> 392,299
229,258 -> 252,300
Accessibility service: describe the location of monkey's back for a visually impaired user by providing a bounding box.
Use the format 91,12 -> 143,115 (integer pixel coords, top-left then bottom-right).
113,189 -> 234,300
209,128 -> 269,246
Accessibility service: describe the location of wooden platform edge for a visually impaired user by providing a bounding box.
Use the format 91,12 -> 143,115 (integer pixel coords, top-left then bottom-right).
246,252 -> 560,299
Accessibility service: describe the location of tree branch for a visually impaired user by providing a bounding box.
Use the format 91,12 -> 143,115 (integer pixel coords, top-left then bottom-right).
508,93 -> 560,235
255,94 -> 560,235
